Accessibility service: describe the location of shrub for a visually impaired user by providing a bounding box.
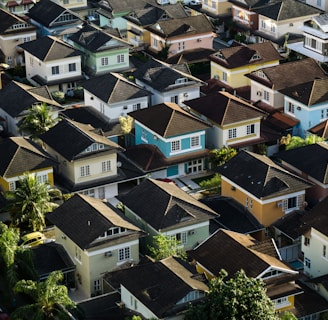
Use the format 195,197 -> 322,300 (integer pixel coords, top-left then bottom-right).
199,173 -> 221,195
73,86 -> 84,99
51,91 -> 65,104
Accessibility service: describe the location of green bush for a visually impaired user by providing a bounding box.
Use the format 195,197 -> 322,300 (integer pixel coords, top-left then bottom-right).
51,91 -> 65,104
199,173 -> 221,195
73,86 -> 84,99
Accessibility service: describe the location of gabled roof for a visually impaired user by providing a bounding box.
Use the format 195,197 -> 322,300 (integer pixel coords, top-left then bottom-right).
129,102 -> 210,138
19,36 -> 83,61
47,193 -> 141,250
254,0 -> 322,21
189,229 -> 295,278
184,91 -> 266,126
0,81 -> 61,117
229,0 -> 271,10
104,256 -> 208,318
97,0 -> 145,14
166,48 -> 216,65
117,178 -> 218,232
218,150 -> 312,199
81,73 -> 150,104
308,119 -> 328,139
276,142 -> 328,184
0,8 -> 35,33
246,58 -> 327,91
210,41 -> 282,69
39,117 -> 123,161
0,136 -> 57,178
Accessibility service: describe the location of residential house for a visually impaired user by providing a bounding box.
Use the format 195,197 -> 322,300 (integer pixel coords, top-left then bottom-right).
103,256 -> 208,319
0,9 -> 36,67
288,13 -> 328,63
39,117 -> 124,199
246,58 -> 327,109
253,0 -> 321,51
117,178 -> 218,251
189,229 -> 302,313
126,102 -> 211,178
145,14 -> 214,58
209,41 -> 282,88
306,0 -> 328,12
0,80 -> 62,136
201,0 -> 231,20
184,91 -> 269,151
275,142 -> 328,205
27,0 -> 83,39
132,58 -> 205,107
19,36 -> 85,94
67,23 -> 131,76
0,0 -> 34,16
217,150 -> 312,238
47,193 -> 142,297
51,0 -> 91,20
81,72 -> 151,121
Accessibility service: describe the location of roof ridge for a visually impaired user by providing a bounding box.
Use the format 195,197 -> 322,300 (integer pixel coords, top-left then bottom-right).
163,105 -> 175,137
43,37 -> 55,61
107,77 -> 120,103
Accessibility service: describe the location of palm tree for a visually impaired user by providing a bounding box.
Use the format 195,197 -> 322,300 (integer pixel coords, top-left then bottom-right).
11,271 -> 76,320
4,173 -> 61,231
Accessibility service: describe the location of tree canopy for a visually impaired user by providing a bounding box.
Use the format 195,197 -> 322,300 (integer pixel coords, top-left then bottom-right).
280,133 -> 325,150
209,146 -> 237,168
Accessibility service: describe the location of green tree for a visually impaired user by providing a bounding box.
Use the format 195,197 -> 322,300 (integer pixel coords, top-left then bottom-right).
119,115 -> 134,134
209,146 -> 237,168
4,173 -> 61,231
199,173 -> 221,195
280,133 -> 325,150
19,103 -> 59,137
11,271 -> 76,320
148,233 -> 186,261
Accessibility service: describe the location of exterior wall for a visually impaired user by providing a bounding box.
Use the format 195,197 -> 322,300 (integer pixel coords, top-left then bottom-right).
79,183 -> 118,200
52,0 -> 88,10
231,5 -> 258,32
202,0 -> 231,16
126,21 -> 148,48
1,3 -> 34,15
250,80 -> 283,108
274,295 -> 294,312
306,0 -> 328,12
0,108 -> 20,136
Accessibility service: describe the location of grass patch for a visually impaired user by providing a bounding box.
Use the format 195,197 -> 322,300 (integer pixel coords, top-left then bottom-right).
192,174 -> 215,185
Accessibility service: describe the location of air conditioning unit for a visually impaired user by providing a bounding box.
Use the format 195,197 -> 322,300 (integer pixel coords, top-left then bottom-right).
104,251 -> 113,257
277,201 -> 283,208
257,91 -> 262,96
188,230 -> 195,235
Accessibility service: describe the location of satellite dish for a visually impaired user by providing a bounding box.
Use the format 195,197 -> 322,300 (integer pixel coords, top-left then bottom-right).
117,161 -> 122,168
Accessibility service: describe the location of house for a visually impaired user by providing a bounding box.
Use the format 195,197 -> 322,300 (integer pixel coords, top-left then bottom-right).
27,0 -> 83,39
126,102 -> 211,178
209,41 -> 282,88
132,58 -> 205,107
184,91 -> 269,151
67,23 -> 131,76
39,117 -> 125,199
200,0 -> 231,20
246,58 -> 327,109
188,229 -> 302,313
117,178 -> 218,251
19,36 -> 85,94
47,193 -> 142,298
0,0 -> 35,16
287,13 -> 328,63
81,72 -> 151,121
308,119 -> 328,139
103,256 -> 208,319
145,14 -> 214,58
217,150 -> 312,238
275,142 -> 328,205
0,80 -> 62,136
0,9 -> 36,67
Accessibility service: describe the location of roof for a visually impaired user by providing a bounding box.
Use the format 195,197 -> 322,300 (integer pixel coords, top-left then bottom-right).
0,8 -> 35,34
47,193 -> 141,250
0,137 -> 57,178
166,47 -> 216,65
39,117 -> 123,161
103,256 -> 208,318
19,36 -> 83,61
184,91 -> 266,126
245,58 -> 327,91
129,102 -> 210,138
117,178 -> 218,232
0,81 -> 61,117
210,42 -> 282,69
189,229 -> 294,278
276,142 -> 328,184
217,150 -> 312,200
81,73 -> 150,104
229,0 -> 272,9
309,119 -> 328,139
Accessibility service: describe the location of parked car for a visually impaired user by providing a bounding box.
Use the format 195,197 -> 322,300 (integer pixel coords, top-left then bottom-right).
19,231 -> 46,248
190,0 -> 202,5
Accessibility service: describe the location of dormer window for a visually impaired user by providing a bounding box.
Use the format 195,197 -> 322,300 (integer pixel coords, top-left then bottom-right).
175,78 -> 187,84
98,227 -> 127,239
83,143 -> 104,153
250,53 -> 261,62
214,52 -> 225,60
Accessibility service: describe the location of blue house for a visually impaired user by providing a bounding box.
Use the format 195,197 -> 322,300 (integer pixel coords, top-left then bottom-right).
125,102 -> 211,179
280,78 -> 328,138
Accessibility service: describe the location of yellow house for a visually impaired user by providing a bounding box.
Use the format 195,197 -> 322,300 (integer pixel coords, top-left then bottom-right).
0,136 -> 56,192
210,41 -> 282,88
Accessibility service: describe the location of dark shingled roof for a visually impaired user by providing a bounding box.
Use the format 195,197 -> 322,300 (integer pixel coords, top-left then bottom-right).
166,47 -> 216,64
0,137 -> 57,178
47,193 -> 141,250
229,0 -> 272,9
117,178 -> 218,232
0,8 -> 35,33
218,150 -> 312,200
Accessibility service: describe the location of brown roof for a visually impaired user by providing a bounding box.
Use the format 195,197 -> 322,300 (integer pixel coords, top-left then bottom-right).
309,119 -> 328,139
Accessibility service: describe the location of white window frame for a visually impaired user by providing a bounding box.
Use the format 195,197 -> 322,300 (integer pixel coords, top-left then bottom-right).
187,159 -> 203,173
101,160 -> 111,172
117,54 -> 124,63
190,136 -> 200,148
75,246 -> 81,263
263,90 -> 269,101
228,128 -> 237,139
52,66 -> 59,75
118,247 -> 131,262
68,63 -> 76,72
94,279 -> 101,292
246,124 -> 255,135
171,140 -> 181,152
101,57 -> 109,66
80,165 -> 90,177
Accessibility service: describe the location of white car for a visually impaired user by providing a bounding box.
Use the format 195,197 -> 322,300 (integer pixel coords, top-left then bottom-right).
190,0 -> 202,5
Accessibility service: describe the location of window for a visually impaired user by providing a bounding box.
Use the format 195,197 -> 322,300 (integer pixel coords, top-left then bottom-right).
222,71 -> 227,82
187,159 -> 203,173
274,297 -> 290,308
81,188 -> 95,197
288,102 -> 294,114
36,174 -> 48,184
153,38 -> 158,48
246,197 -> 249,207
261,20 -> 266,29
246,124 -> 255,135
190,136 -> 200,148
178,42 -> 185,51
63,0 -> 69,4
317,0 -> 322,6
212,1 -> 216,8
287,196 -> 297,209
133,103 -> 141,111
305,257 -> 311,268
94,279 -> 101,292
141,130 -> 148,142
228,128 -> 237,139
118,247 -> 130,261
175,232 -> 187,244
101,57 -> 109,66
171,140 -> 181,152
23,37 -> 31,42
117,54 -> 124,63
75,246 -> 81,262
7,56 -> 12,65
312,38 -> 317,49
101,160 -> 111,172
304,237 -> 310,246
263,90 -> 269,101
80,165 -> 90,177
171,95 -> 178,104
9,181 -> 15,191
270,24 -> 275,32
52,66 -> 59,75
68,63 -> 76,72
323,245 -> 327,257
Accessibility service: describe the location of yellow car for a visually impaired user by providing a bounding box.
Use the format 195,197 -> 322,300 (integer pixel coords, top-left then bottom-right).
19,232 -> 45,248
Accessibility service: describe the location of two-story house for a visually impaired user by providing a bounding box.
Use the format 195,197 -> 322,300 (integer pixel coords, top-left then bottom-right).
19,36 -> 85,94
39,117 -> 124,199
218,150 -> 312,239
117,178 -> 218,252
0,9 -> 36,67
81,72 -> 151,121
209,41 -> 282,89
0,0 -> 35,16
47,193 -> 142,298
67,23 -> 131,76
